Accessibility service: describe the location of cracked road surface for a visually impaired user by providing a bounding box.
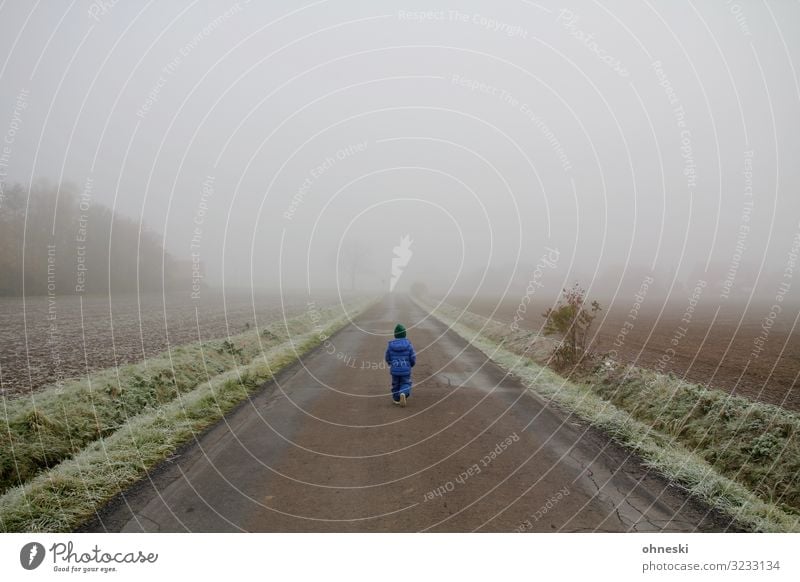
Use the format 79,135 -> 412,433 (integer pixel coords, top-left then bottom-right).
86,295 -> 735,532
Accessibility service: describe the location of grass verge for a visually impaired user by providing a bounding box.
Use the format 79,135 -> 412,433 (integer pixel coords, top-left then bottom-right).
0,301 -> 355,494
418,298 -> 800,533
0,299 -> 375,532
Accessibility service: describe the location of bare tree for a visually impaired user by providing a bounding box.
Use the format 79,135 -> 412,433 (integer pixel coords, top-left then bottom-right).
340,240 -> 372,291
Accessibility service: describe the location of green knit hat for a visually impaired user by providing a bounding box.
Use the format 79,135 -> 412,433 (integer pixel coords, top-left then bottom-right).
394,323 -> 407,338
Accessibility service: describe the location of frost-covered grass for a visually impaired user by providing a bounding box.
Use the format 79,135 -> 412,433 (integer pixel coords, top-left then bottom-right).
420,299 -> 800,533
0,299 -> 375,532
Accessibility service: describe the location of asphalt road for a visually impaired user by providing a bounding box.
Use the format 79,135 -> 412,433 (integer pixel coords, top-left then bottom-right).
85,295 -> 735,532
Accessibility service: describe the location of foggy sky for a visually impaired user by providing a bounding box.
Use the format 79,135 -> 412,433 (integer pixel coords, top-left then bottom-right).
1,0 -> 799,304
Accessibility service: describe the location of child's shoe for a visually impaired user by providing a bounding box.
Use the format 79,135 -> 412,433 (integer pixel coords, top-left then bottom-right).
400,394 -> 407,407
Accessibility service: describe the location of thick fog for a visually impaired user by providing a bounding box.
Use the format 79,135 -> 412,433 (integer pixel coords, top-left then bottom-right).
1,0 -> 798,304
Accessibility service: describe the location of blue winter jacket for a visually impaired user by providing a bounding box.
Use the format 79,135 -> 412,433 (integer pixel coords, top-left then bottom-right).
385,338 -> 416,376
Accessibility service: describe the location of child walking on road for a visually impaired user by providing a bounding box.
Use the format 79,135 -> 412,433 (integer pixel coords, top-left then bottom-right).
385,323 -> 416,407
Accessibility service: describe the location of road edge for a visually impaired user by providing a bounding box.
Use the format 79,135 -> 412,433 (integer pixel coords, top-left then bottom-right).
0,298 -> 379,533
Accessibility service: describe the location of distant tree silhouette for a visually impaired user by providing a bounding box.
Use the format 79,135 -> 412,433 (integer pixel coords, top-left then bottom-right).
340,240 -> 371,291
0,181 -> 175,296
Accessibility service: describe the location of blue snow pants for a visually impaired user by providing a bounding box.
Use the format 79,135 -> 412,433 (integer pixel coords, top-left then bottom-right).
391,374 -> 412,401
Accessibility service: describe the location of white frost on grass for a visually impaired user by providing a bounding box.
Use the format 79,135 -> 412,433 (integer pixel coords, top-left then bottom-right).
419,298 -> 800,533
0,298 -> 377,532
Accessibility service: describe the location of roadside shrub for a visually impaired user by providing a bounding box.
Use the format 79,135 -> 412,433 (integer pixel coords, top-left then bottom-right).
541,283 -> 601,369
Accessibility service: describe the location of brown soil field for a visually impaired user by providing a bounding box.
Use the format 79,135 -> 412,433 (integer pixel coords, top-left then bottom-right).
0,291 -> 340,398
442,294 -> 800,412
